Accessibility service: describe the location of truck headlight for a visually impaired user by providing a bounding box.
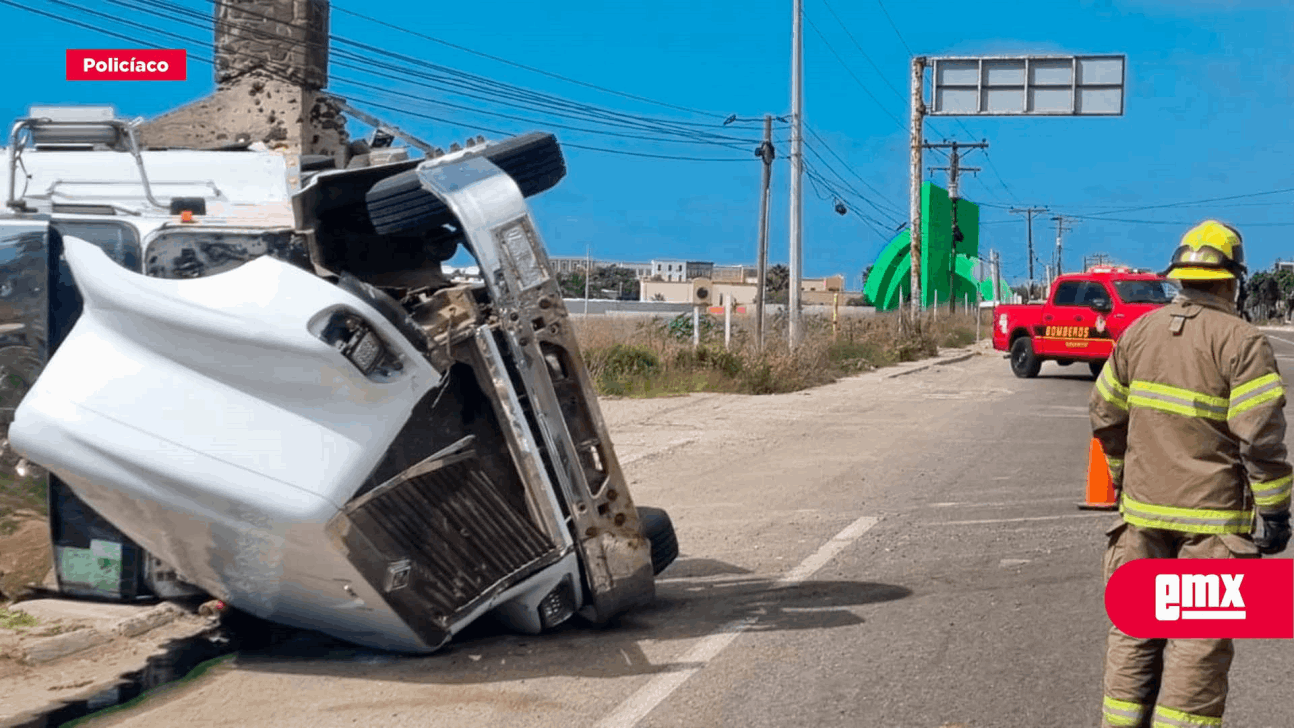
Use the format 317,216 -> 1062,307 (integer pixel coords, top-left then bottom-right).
317,310 -> 403,378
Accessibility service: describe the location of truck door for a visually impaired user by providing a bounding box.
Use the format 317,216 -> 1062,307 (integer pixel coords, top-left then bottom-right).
1066,281 -> 1113,358
1038,279 -> 1084,357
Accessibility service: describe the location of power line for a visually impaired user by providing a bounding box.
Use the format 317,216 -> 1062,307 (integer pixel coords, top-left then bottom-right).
32,0 -> 760,161
95,0 -> 752,150
802,13 -> 906,131
874,0 -> 913,55
803,124 -> 904,213
1055,214 -> 1294,227
1053,187 -> 1294,218
339,97 -> 757,162
980,149 -> 1019,203
818,0 -> 904,101
159,0 -> 759,145
329,2 -> 728,120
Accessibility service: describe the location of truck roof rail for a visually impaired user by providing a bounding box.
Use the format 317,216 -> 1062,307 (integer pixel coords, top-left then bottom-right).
6,106 -> 167,213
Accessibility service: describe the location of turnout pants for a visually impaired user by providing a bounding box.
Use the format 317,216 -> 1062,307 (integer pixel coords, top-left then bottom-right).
1100,519 -> 1259,728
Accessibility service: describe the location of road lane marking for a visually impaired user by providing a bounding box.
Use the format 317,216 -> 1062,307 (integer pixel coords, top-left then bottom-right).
1262,333 -> 1294,348
595,515 -> 881,728
928,497 -> 1077,508
938,513 -> 1111,526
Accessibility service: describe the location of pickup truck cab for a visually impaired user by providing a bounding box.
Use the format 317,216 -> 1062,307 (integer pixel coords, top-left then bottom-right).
991,266 -> 1178,379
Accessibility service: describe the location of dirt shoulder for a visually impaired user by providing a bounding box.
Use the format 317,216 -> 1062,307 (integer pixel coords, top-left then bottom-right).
0,604 -> 213,726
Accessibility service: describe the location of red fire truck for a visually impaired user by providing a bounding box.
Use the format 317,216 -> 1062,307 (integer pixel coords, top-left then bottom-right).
991,266 -> 1178,378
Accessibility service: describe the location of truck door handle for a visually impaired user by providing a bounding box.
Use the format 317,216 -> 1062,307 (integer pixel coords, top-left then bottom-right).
1044,315 -> 1053,321
1074,316 -> 1083,322
1114,313 -> 1125,318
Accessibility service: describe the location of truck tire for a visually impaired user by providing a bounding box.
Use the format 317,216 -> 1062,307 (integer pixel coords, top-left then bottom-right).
1010,337 -> 1042,379
636,506 -> 679,576
366,132 -> 566,236
1089,360 -> 1105,379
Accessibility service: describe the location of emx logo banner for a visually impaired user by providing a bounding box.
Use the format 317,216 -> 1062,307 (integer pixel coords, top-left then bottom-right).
1106,559 -> 1293,639
67,50 -> 186,81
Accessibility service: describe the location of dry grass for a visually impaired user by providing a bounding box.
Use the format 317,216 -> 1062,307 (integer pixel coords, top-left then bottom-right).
571,308 -> 983,397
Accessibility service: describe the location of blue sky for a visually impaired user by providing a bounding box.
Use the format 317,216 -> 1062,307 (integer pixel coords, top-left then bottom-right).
2,0 -> 1292,287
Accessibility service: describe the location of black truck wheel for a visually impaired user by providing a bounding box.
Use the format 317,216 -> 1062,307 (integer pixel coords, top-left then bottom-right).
366,132 -> 566,235
636,506 -> 679,576
1010,337 -> 1042,379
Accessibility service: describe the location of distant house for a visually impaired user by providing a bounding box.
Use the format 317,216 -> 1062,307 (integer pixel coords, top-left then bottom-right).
650,259 -> 713,282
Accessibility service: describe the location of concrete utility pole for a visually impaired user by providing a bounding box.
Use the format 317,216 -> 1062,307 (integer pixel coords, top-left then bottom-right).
788,0 -> 805,347
991,250 -> 1001,304
755,115 -> 775,353
926,140 -> 987,313
138,0 -> 349,170
1052,215 -> 1077,276
1008,206 -> 1048,300
909,57 -> 927,316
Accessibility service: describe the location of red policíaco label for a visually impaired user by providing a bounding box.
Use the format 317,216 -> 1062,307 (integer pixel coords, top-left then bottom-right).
1106,558 -> 1294,639
66,50 -> 187,81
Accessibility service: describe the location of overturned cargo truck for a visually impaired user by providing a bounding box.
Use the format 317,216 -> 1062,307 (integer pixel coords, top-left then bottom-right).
1,106 -> 677,652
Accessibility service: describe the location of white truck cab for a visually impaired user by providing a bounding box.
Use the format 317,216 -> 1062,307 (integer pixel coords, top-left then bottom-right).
1,105 -> 674,652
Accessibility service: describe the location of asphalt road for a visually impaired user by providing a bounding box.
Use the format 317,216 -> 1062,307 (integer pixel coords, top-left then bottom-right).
71,337 -> 1294,728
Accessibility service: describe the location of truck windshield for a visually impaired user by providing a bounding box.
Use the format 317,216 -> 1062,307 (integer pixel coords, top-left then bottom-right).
1114,280 -> 1179,304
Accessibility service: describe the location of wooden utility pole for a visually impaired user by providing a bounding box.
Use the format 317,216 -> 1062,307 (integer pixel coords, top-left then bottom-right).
755,115 -> 775,353
909,57 -> 927,316
1009,206 -> 1048,300
927,140 -> 987,313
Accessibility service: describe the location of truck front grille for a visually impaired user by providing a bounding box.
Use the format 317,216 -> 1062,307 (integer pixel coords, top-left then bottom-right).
328,450 -> 559,648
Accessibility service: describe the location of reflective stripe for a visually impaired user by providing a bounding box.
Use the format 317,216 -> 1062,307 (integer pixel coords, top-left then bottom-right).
1097,367 -> 1130,410
1106,456 -> 1125,480
1229,372 -> 1284,418
1151,704 -> 1222,727
1103,696 -> 1148,727
1129,381 -> 1228,420
1252,474 -> 1293,509
1120,493 -> 1252,534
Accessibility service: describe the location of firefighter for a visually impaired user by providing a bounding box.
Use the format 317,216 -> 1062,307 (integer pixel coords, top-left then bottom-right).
1091,219 -> 1292,728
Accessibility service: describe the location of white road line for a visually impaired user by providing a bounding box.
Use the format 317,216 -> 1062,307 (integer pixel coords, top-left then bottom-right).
1263,333 -> 1294,348
938,513 -> 1111,526
595,515 -> 881,728
928,496 -> 1077,508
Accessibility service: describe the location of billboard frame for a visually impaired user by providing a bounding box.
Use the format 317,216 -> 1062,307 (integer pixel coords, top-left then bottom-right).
928,54 -> 1126,117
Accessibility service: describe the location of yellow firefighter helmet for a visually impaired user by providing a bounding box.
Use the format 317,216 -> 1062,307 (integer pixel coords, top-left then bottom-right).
1164,220 -> 1246,281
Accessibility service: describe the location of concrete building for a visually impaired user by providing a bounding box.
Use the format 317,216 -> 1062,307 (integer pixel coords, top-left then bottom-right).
549,258 -> 652,277
649,260 -> 713,282
640,277 -> 859,306
641,280 -> 760,305
802,275 -> 845,292
712,265 -> 758,284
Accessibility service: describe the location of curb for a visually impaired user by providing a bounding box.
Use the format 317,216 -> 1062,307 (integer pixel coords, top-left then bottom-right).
20,602 -> 183,665
884,351 -> 977,379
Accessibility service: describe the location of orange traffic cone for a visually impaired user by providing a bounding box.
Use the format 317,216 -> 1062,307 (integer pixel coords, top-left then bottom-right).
1079,437 -> 1118,510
